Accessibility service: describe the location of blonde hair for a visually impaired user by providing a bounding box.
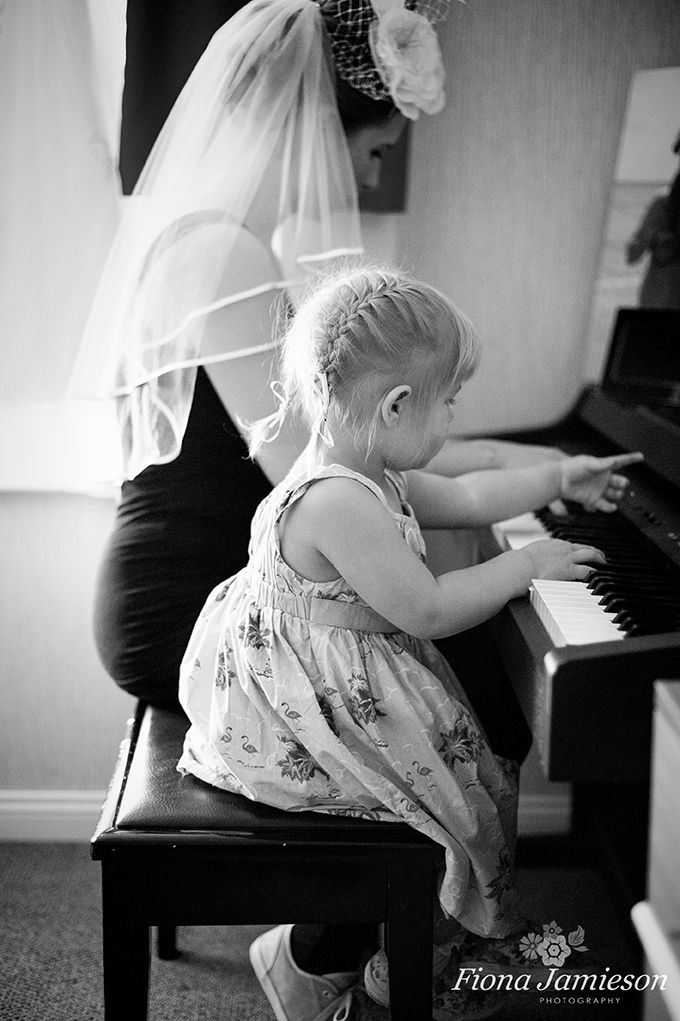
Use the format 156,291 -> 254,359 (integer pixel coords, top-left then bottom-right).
248,264 -> 480,458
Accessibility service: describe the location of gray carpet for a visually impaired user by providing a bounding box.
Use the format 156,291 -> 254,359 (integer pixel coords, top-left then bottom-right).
0,842 -> 643,1020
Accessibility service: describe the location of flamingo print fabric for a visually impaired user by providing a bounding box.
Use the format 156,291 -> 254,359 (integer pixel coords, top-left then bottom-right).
178,463 -> 521,937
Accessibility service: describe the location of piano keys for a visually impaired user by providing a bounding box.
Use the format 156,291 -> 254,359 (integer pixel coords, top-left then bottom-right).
493,513 -> 625,645
493,504 -> 680,647
530,580 -> 626,646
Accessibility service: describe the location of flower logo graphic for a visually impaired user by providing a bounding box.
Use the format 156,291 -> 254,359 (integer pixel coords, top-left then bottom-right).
537,934 -> 572,967
519,921 -> 589,967
518,932 -> 542,960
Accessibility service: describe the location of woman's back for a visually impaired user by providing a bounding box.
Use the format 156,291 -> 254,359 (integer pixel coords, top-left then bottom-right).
94,366 -> 271,707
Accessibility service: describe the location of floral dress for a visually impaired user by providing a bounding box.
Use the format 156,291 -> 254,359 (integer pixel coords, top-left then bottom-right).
178,464 -> 521,938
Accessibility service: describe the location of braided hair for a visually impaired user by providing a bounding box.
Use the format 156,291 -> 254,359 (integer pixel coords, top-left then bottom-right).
247,264 -> 479,459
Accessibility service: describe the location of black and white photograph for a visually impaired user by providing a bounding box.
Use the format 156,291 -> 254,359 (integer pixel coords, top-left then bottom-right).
1,2 -> 680,1020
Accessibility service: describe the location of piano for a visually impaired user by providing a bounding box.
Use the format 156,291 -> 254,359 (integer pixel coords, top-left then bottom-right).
478,311 -> 680,904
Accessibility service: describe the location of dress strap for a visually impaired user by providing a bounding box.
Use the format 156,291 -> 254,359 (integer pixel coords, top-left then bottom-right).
247,574 -> 399,634
384,468 -> 408,504
277,462 -> 388,521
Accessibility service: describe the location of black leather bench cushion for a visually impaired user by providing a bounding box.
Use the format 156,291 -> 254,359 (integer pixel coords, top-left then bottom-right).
116,705 -> 433,845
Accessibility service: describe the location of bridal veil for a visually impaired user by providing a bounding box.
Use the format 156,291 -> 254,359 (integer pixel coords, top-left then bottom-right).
69,0 -> 363,479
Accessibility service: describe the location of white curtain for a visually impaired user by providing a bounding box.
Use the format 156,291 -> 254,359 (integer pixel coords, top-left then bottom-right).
0,0 -> 125,492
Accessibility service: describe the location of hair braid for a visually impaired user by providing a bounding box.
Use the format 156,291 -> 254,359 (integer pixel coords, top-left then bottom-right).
246,263 -> 480,461
319,269 -> 400,384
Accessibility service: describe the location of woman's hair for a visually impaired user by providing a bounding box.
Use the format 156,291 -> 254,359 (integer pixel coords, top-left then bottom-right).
248,264 -> 480,458
334,77 -> 397,133
316,0 -> 399,131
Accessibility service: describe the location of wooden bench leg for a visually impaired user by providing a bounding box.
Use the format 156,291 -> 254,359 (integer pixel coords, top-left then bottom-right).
157,925 -> 179,959
102,864 -> 151,1021
387,859 -> 434,1021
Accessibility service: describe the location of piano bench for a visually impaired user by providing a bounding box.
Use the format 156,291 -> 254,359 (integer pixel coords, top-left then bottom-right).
91,702 -> 442,1021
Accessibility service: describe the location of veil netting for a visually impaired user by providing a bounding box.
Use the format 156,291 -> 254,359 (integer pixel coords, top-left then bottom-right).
68,0 -> 363,481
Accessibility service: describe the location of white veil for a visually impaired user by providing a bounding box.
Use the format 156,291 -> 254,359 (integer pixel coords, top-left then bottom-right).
69,0 -> 363,480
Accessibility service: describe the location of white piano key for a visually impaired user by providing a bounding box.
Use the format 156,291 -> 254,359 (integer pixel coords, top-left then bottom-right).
492,512 -> 548,550
531,579 -> 626,647
527,586 -> 618,620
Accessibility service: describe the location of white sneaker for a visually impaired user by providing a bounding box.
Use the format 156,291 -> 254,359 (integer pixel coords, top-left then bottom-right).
249,924 -> 359,1021
362,946 -> 389,1007
363,941 -> 454,1009
364,946 -> 502,1020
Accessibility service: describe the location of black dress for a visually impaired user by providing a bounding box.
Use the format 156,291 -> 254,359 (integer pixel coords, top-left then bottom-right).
94,367 -> 271,709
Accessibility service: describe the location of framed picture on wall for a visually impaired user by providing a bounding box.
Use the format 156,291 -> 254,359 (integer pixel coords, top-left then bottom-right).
583,66 -> 680,382
360,126 -> 411,213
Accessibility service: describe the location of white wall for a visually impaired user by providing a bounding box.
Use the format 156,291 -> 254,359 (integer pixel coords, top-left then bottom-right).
397,0 -> 680,436
0,493 -> 132,838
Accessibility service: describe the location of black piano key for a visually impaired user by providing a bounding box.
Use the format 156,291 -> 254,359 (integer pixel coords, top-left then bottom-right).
613,610 -> 680,627
589,575 -> 674,592
597,590 -> 677,606
592,578 -> 680,593
589,586 -> 680,607
593,599 -> 675,612
589,579 -> 680,597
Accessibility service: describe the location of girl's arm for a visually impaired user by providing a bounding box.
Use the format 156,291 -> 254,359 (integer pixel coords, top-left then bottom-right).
288,477 -> 606,640
426,436 -> 565,476
406,452 -> 643,529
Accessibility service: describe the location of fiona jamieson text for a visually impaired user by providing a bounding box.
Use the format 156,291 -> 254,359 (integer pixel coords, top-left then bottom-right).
452,966 -> 668,993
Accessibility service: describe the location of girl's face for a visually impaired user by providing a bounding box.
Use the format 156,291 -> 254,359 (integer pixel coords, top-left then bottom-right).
389,381 -> 461,469
347,115 -> 407,193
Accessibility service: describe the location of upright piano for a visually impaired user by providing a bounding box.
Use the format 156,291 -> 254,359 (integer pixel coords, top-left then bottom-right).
479,310 -> 680,906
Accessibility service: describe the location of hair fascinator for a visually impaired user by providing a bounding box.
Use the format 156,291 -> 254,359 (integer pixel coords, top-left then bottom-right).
319,0 -> 454,119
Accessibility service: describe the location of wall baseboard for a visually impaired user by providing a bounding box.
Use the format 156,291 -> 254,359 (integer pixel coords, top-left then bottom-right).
0,788 -> 571,842
0,789 -> 106,842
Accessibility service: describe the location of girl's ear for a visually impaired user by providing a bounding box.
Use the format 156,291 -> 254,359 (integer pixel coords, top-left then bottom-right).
381,384 -> 412,427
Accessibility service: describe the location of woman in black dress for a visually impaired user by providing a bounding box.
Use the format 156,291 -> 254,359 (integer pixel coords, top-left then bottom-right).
82,0 -> 413,709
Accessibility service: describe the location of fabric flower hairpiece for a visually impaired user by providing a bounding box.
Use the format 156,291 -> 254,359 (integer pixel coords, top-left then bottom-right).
368,0 -> 447,119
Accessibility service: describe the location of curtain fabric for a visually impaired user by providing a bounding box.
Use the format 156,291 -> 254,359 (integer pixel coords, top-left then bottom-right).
0,0 -> 124,491
120,0 -> 247,193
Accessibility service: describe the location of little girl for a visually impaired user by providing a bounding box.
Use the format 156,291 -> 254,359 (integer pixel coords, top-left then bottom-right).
177,266 -> 640,1020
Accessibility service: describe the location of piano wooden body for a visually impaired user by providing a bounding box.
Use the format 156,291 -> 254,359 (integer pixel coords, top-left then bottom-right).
480,385 -> 680,904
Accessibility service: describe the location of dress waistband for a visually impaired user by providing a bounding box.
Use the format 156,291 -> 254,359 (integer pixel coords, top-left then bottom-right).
247,573 -> 399,634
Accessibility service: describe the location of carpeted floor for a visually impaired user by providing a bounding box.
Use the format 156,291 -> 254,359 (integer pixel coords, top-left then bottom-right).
0,841 -> 644,1021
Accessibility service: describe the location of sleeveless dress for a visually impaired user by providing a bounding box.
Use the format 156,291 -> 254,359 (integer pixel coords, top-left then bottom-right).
178,463 -> 521,937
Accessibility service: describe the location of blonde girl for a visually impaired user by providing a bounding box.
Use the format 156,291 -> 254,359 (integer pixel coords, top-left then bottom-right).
178,266 -> 640,1021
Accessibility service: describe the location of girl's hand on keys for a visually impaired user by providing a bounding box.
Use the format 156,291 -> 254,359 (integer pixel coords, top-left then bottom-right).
520,539 -> 606,582
560,452 -> 644,512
